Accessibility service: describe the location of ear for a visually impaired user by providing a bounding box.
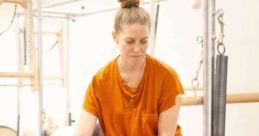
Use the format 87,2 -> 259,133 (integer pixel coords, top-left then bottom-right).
112,31 -> 119,44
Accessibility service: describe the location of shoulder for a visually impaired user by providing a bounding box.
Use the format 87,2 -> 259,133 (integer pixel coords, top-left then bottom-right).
146,54 -> 178,78
92,57 -> 117,83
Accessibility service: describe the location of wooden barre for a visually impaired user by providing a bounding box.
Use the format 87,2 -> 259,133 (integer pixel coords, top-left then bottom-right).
0,72 -> 34,78
19,29 -> 61,36
184,87 -> 203,91
176,92 -> 259,106
0,0 -> 27,8
0,72 -> 65,80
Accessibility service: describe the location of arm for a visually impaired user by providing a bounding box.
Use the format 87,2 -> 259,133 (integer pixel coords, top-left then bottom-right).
158,104 -> 180,136
74,109 -> 97,136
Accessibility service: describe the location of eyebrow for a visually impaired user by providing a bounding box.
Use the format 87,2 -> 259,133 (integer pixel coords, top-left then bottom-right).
125,36 -> 149,40
141,37 -> 149,40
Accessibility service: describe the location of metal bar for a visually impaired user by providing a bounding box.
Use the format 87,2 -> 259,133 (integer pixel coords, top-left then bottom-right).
17,0 -> 169,19
18,10 -> 80,17
72,0 -> 168,18
16,14 -> 21,136
36,14 -> 68,19
149,0 -> 156,56
18,12 -> 68,19
149,4 -> 160,56
203,0 -> 213,135
65,15 -> 73,126
42,0 -> 83,9
41,10 -> 81,17
154,4 -> 160,44
211,0 -> 216,134
212,55 -> 220,136
23,25 -> 27,65
211,0 -> 217,135
36,0 -> 44,135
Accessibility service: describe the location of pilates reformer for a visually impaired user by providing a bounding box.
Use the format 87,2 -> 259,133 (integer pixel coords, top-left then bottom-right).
1,0 -> 259,136
0,0 -> 74,135
175,7 -> 259,136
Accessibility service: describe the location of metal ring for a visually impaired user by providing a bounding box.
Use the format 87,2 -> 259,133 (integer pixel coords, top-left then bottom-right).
216,9 -> 224,16
217,43 -> 225,54
192,78 -> 199,89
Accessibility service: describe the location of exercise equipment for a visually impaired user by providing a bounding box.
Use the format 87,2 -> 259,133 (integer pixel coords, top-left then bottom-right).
175,7 -> 259,136
0,126 -> 16,136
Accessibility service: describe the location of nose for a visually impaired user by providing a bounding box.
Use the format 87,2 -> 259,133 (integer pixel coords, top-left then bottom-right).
133,44 -> 141,53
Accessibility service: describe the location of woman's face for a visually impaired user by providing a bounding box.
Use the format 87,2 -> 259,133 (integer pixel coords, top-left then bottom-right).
113,23 -> 149,63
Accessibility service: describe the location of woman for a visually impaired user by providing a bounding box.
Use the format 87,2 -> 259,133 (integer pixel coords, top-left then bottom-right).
74,0 -> 184,135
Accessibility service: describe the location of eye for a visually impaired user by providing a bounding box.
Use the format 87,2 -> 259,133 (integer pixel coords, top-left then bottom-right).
125,40 -> 134,44
140,40 -> 148,44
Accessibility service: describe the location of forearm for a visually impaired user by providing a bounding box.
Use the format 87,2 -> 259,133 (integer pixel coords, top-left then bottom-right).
74,110 -> 97,136
158,105 -> 180,136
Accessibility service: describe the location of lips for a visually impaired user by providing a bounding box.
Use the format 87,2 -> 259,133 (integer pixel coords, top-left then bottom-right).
130,54 -> 143,57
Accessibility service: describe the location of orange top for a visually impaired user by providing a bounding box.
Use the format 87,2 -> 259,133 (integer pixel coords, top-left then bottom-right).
83,54 -> 184,136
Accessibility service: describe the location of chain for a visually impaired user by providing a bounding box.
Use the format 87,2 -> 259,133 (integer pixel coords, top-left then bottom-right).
191,36 -> 203,95
216,9 -> 226,54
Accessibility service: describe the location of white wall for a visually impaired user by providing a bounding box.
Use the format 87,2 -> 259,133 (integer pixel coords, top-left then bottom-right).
0,0 -> 259,135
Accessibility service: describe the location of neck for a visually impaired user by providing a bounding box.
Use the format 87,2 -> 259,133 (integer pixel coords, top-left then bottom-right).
118,56 -> 146,72
117,55 -> 146,88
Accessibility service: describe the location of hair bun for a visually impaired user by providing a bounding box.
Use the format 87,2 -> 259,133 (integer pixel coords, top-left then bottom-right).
119,0 -> 140,8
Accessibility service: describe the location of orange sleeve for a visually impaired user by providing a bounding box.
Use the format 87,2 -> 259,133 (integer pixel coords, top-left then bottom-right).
82,77 -> 100,118
158,71 -> 184,113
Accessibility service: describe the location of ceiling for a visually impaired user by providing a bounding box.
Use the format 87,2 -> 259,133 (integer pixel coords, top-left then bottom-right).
35,0 -> 154,15
39,0 -> 120,14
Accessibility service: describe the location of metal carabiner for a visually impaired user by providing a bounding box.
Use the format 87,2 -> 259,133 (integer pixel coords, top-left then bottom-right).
217,9 -> 225,35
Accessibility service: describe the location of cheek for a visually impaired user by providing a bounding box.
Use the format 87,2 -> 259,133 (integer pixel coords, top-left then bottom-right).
142,44 -> 149,51
118,44 -> 128,52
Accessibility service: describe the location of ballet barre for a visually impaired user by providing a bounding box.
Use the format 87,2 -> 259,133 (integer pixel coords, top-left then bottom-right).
176,92 -> 259,106
0,72 -> 34,78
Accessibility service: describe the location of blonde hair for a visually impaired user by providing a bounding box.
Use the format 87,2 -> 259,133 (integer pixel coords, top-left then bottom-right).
114,0 -> 151,32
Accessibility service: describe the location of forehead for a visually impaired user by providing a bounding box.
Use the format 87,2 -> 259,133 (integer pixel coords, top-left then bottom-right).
119,23 -> 149,38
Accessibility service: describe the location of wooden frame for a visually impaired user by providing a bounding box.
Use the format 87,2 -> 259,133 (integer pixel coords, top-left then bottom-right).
0,0 -> 27,8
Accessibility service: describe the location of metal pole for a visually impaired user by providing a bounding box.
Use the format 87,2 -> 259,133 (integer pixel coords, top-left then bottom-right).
149,0 -> 156,56
36,0 -> 44,134
211,0 -> 216,135
149,4 -> 160,56
203,0 -> 213,135
42,0 -> 83,9
65,15 -> 73,126
16,14 -> 21,136
17,0 -> 168,19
